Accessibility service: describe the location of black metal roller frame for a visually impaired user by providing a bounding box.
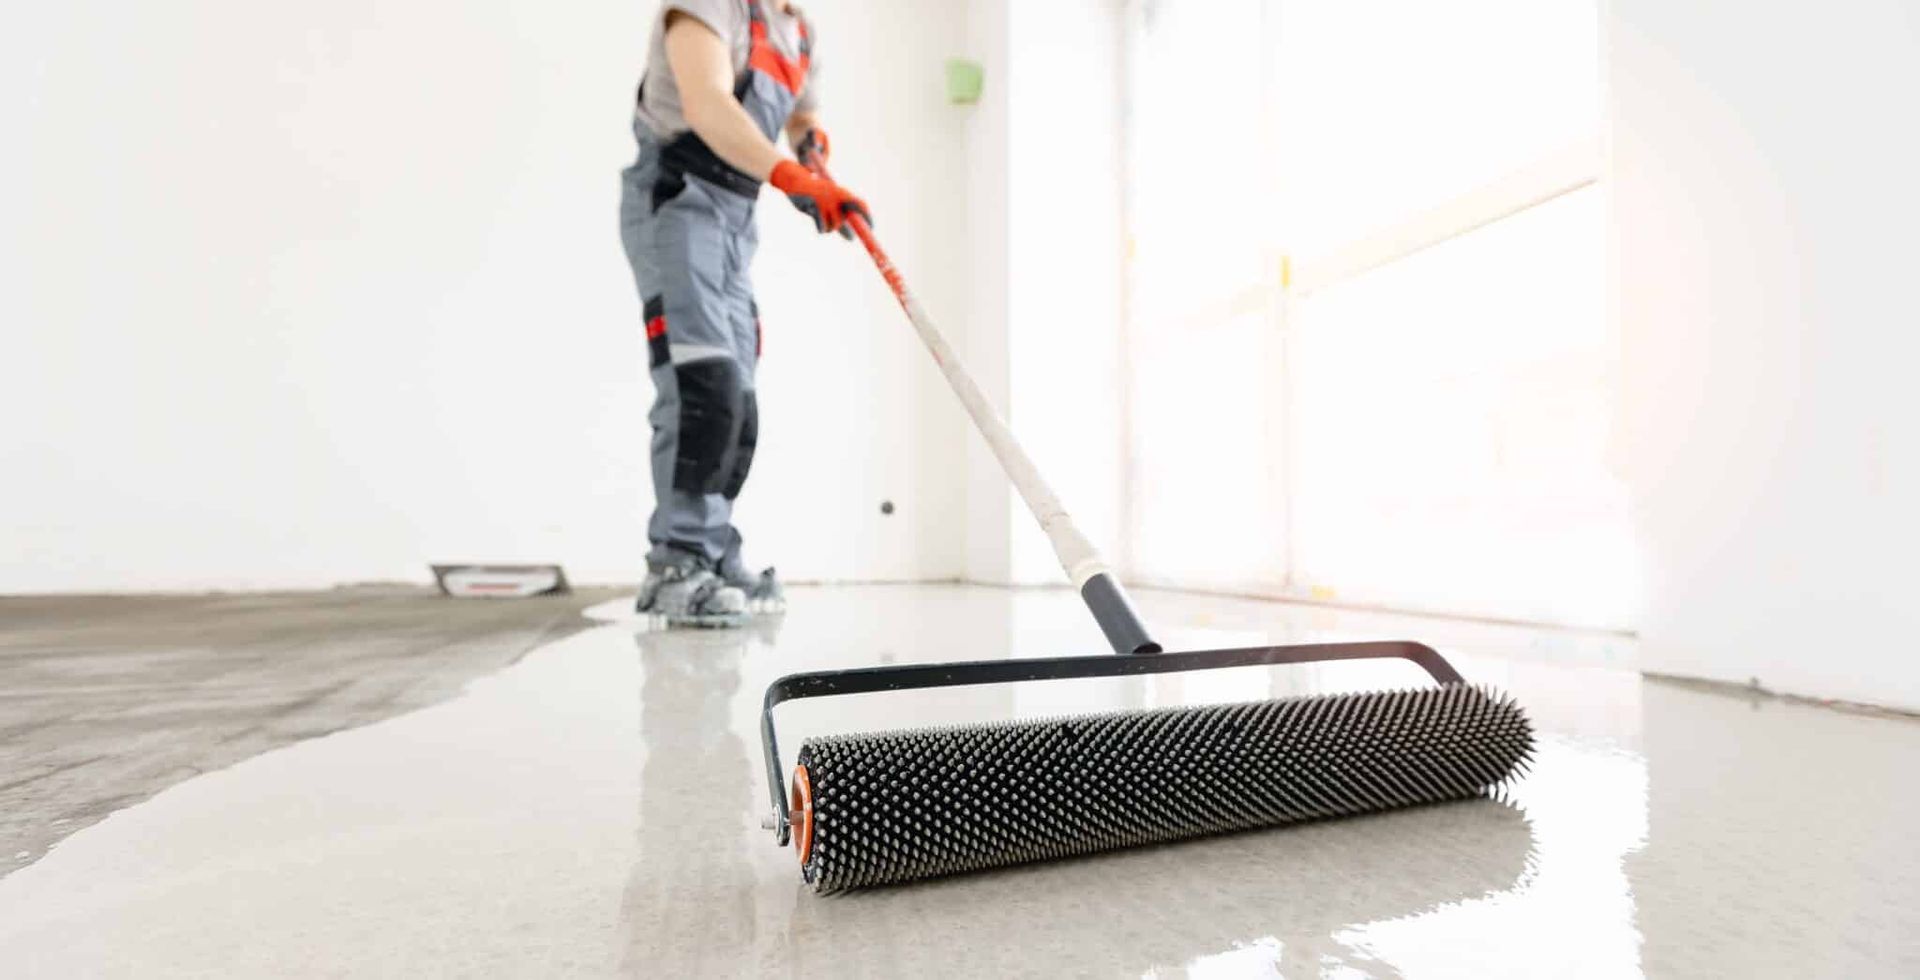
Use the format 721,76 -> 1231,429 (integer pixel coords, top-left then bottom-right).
759,638 -> 1468,846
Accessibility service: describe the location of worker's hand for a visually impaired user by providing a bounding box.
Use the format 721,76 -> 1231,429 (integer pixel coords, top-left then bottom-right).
794,127 -> 831,171
770,159 -> 870,237
787,130 -> 852,239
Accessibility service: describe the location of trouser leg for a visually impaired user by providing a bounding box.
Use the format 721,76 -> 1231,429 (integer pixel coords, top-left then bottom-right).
621,155 -> 757,567
716,211 -> 763,574
646,358 -> 736,566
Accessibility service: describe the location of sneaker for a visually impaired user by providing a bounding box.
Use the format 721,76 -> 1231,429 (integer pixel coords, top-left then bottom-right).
720,559 -> 785,615
636,560 -> 747,629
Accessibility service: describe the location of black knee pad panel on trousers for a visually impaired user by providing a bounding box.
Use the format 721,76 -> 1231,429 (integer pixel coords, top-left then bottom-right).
673,358 -> 747,495
722,390 -> 758,500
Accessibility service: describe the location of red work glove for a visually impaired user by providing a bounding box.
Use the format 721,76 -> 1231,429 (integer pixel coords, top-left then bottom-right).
770,159 -> 869,237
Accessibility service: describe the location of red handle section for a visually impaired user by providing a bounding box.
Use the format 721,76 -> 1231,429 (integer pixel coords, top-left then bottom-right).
846,213 -> 907,305
803,153 -> 909,309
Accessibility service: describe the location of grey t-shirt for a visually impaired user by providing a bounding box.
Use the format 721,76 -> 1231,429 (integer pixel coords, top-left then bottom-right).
635,0 -> 818,139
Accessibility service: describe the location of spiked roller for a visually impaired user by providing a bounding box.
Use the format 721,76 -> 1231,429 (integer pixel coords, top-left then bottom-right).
763,155 -> 1538,892
792,685 -> 1530,892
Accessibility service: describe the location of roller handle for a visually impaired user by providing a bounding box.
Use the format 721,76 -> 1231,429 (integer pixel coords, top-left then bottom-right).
807,152 -> 1157,655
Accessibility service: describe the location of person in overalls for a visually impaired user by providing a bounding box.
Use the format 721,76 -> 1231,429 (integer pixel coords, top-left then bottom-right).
620,1 -> 867,626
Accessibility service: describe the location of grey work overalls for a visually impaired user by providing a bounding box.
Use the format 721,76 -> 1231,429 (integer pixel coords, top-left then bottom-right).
619,1 -> 811,569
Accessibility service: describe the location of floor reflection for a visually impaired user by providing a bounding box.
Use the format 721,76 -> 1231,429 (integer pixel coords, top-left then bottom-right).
1335,735 -> 1648,979
621,619 -> 781,976
780,798 -> 1534,978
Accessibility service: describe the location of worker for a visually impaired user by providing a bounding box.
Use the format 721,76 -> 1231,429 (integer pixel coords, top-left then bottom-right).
619,0 -> 868,626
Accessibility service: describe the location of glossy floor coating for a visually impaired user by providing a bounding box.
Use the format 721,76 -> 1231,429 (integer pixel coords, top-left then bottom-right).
1,586 -> 1914,977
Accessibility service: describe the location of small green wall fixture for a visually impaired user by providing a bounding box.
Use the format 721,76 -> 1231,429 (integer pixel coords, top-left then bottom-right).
946,58 -> 984,105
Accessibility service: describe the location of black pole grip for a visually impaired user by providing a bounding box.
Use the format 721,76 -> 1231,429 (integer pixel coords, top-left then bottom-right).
1080,572 -> 1162,655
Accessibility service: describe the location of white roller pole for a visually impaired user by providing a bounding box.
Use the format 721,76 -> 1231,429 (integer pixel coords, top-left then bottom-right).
835,202 -> 1108,589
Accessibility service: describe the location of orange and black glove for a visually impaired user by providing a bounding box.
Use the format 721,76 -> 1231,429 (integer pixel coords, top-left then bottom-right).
795,127 -> 831,170
770,159 -> 869,237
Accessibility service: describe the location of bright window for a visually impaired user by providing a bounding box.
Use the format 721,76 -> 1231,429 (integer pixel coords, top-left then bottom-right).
1124,0 -> 1626,629
1273,0 -> 1601,255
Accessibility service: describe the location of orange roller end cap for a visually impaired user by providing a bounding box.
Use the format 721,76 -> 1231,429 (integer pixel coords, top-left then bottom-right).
790,764 -> 815,866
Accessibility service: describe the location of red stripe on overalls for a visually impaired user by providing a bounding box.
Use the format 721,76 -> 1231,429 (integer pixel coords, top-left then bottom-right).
748,3 -> 811,96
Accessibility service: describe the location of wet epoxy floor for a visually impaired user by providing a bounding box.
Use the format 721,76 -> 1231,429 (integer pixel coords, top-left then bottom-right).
0,585 -> 1914,978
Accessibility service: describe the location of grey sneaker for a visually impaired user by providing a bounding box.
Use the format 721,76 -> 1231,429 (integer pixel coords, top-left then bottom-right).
636,561 -> 747,628
719,559 -> 785,615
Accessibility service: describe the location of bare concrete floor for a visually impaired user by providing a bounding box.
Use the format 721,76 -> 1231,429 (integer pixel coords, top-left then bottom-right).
1,585 -> 1915,977
0,589 -> 617,869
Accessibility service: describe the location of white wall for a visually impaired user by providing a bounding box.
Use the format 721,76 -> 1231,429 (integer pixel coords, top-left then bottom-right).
959,0 -> 1128,587
1123,0 -> 1284,595
1,0 -> 969,592
1609,0 -> 1920,708
1005,0 -> 1127,586
959,0 -> 1016,586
